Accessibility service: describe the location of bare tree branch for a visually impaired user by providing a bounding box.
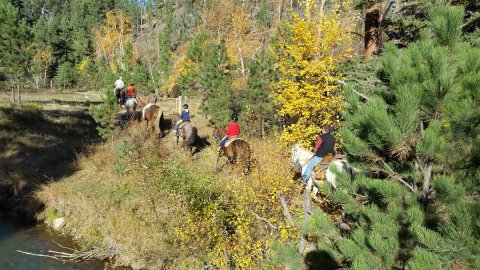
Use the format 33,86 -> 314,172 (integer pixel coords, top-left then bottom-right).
380,159 -> 415,192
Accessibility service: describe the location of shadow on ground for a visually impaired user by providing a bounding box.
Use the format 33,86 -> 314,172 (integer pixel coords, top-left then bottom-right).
304,250 -> 339,270
0,106 -> 100,216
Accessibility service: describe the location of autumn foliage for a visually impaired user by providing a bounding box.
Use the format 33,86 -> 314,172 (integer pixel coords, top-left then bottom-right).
272,1 -> 354,148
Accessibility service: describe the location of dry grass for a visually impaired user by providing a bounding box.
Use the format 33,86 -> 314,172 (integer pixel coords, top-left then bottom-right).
0,104 -> 100,214
35,114 -> 304,269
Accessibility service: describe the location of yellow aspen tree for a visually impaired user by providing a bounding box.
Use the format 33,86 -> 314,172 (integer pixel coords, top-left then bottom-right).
272,0 -> 353,148
227,8 -> 261,78
94,11 -> 133,71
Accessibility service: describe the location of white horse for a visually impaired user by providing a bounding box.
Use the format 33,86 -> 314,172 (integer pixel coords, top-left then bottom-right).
124,97 -> 137,116
291,144 -> 356,194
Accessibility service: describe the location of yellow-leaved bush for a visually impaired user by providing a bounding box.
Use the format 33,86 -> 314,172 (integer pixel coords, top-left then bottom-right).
174,139 -> 301,269
272,1 -> 354,149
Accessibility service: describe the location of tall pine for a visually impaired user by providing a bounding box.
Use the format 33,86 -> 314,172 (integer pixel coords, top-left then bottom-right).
0,0 -> 32,103
275,3 -> 480,270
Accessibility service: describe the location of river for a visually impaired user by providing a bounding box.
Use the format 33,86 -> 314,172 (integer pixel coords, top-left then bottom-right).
0,211 -> 105,270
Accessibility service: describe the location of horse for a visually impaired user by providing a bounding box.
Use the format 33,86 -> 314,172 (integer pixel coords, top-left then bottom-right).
137,96 -> 163,138
115,88 -> 125,105
172,112 -> 197,154
290,144 -> 358,194
213,127 -> 251,173
123,96 -> 137,117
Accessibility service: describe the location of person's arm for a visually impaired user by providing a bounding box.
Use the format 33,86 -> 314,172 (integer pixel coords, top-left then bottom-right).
314,137 -> 322,153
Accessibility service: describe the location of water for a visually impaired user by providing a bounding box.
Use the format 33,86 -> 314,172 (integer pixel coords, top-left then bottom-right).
0,211 -> 105,270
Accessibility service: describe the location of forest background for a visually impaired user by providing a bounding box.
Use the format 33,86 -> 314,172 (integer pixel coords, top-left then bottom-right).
1,0 -> 480,269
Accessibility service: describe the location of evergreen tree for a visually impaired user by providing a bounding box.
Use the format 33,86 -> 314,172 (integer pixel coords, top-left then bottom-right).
238,47 -> 276,135
0,0 -> 32,103
199,42 -> 233,125
275,4 -> 480,269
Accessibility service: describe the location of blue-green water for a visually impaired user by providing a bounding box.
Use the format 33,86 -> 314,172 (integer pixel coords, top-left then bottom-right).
0,211 -> 105,270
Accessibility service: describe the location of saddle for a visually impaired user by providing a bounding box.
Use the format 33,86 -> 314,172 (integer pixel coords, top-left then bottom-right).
224,136 -> 243,147
178,121 -> 190,129
143,103 -> 155,114
313,153 -> 346,180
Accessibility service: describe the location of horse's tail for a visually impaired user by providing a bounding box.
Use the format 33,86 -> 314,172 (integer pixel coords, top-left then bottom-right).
186,126 -> 197,146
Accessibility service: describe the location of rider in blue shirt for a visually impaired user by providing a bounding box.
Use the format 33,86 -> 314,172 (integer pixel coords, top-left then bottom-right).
175,104 -> 190,136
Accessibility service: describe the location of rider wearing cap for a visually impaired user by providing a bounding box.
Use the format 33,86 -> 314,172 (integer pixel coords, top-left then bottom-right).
175,104 -> 190,136
218,114 -> 240,151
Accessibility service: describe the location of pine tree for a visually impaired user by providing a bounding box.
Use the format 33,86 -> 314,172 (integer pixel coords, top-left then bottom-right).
0,0 -> 32,103
199,42 -> 233,125
275,4 -> 480,270
238,47 -> 277,136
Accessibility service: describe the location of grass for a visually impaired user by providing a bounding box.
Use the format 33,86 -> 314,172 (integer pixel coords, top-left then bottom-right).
35,120 -> 304,269
0,104 -> 100,215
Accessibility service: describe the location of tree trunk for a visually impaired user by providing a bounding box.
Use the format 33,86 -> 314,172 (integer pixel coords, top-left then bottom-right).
17,82 -> 21,104
297,188 -> 312,254
364,1 -> 382,59
422,162 -> 433,203
231,17 -> 246,77
11,84 -> 15,103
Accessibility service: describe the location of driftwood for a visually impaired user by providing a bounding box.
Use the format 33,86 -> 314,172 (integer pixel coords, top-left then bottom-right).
16,241 -> 108,262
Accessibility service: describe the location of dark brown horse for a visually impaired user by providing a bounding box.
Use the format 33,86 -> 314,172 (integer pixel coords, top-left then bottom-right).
115,88 -> 125,104
213,127 -> 251,173
137,96 -> 163,138
172,112 -> 197,154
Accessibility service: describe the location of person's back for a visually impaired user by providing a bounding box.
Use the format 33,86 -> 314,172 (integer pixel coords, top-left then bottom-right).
126,84 -> 136,97
315,133 -> 336,158
180,108 -> 190,122
226,121 -> 240,138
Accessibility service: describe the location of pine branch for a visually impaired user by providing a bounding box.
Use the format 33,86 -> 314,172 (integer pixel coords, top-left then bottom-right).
380,159 -> 415,192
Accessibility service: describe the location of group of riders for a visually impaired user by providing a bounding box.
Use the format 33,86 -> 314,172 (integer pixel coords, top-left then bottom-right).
113,76 -> 243,153
114,76 -> 157,106
113,76 -> 337,177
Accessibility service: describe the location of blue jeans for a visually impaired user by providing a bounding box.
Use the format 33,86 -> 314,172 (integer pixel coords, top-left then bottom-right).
219,135 -> 229,147
302,156 -> 323,181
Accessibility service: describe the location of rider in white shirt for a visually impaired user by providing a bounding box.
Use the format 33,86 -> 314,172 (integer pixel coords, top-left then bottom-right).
114,77 -> 125,95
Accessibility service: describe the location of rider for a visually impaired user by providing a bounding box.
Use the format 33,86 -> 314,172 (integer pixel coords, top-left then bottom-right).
126,83 -> 136,98
174,104 -> 190,136
302,125 -> 336,181
147,89 -> 157,104
114,76 -> 124,95
218,114 -> 240,151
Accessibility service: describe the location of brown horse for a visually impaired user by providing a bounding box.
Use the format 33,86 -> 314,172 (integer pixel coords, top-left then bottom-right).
137,96 -> 163,138
115,88 -> 125,104
213,127 -> 251,173
172,112 -> 197,154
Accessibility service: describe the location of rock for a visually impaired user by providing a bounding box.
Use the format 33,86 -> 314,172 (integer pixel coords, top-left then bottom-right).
53,217 -> 66,231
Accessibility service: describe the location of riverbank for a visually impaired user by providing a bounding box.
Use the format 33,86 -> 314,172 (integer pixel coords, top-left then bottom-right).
35,118 -> 303,269
1,97 -> 305,269
0,210 -> 105,270
0,104 -> 101,215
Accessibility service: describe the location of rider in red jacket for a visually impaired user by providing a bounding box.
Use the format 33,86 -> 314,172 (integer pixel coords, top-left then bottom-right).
218,114 -> 240,150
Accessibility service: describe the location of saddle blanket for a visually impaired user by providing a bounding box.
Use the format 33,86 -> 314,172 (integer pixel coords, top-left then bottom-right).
142,103 -> 156,117
178,121 -> 190,129
224,137 -> 245,147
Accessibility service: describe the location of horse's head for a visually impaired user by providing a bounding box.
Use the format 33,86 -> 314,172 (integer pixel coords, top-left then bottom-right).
137,96 -> 146,109
171,113 -> 180,127
291,144 -> 313,169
